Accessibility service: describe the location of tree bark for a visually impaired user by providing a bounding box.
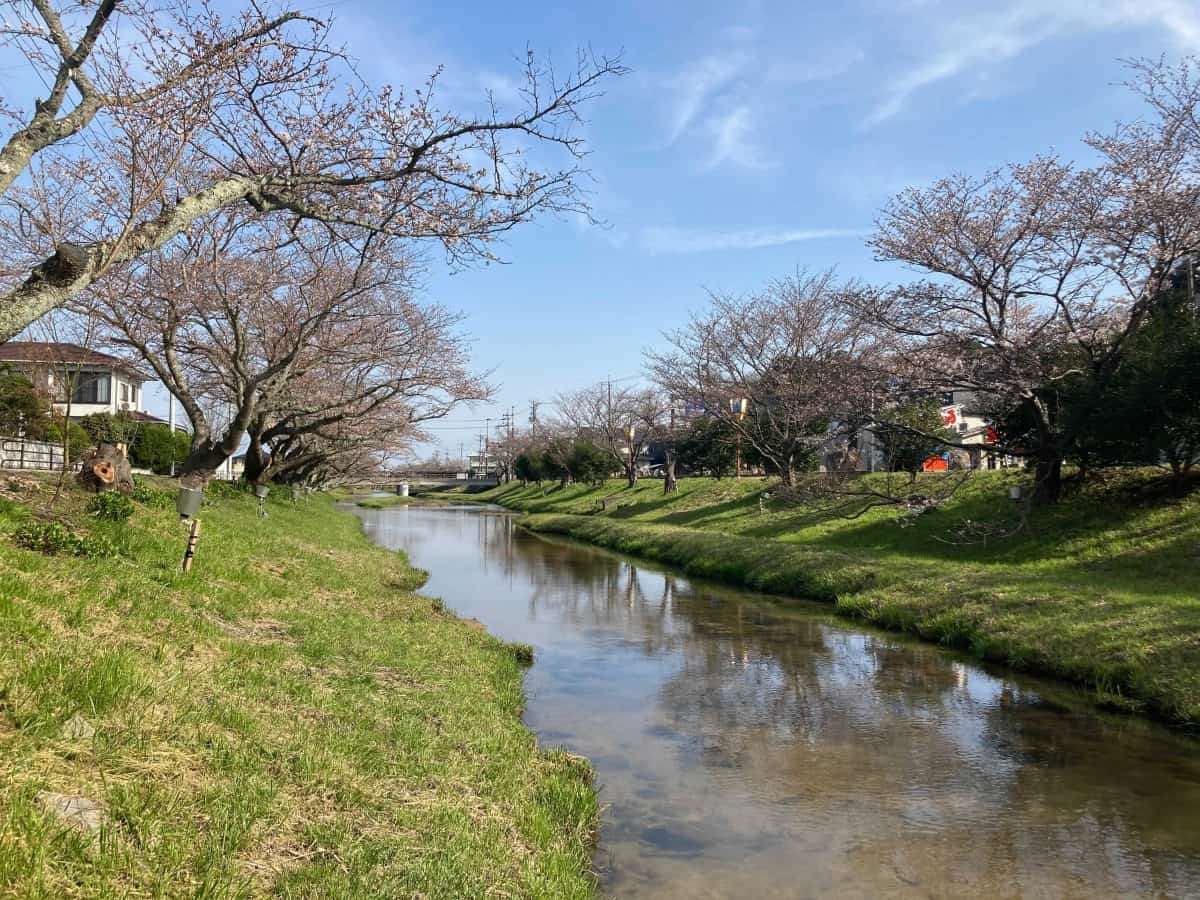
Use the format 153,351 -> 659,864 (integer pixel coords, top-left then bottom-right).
663,450 -> 678,494
0,176 -> 259,343
242,439 -> 270,485
76,443 -> 133,493
177,441 -> 237,490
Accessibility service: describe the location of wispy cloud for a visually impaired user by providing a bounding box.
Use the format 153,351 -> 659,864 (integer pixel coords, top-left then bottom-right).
666,49 -> 751,144
640,226 -> 869,254
703,106 -> 771,171
867,0 -> 1200,126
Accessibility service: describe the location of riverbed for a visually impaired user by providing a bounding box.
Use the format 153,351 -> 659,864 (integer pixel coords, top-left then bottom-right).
357,503 -> 1200,899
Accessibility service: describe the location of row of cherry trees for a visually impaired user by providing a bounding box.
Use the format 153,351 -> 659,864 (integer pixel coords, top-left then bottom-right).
0,0 -> 623,487
514,58 -> 1200,504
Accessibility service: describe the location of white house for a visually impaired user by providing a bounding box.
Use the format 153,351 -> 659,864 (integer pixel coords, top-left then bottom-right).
0,341 -> 164,424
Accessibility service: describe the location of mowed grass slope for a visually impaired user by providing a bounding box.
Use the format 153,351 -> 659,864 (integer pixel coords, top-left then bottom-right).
446,472 -> 1200,727
0,478 -> 597,899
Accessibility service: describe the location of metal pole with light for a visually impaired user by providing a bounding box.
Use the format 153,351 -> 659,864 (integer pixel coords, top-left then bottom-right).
176,485 -> 204,572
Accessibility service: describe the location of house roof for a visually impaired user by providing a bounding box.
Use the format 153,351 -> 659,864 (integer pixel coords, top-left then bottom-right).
0,342 -> 150,381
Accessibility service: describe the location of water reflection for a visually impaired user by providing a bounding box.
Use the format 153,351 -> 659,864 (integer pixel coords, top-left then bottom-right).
358,505 -> 1200,899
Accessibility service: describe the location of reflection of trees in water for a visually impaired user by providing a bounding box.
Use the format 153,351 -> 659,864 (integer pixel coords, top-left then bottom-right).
471,512 -> 1200,894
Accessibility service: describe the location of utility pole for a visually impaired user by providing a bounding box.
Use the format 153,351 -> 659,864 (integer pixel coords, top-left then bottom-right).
529,400 -> 541,441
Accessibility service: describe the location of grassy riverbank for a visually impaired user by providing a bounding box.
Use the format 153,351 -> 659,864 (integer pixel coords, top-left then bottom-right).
433,471 -> 1200,728
0,476 -> 597,898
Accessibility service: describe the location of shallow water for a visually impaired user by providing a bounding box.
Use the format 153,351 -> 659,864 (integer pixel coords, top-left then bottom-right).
357,504 -> 1200,899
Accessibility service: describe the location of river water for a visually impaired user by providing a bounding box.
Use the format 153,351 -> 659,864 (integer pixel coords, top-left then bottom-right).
356,503 -> 1200,899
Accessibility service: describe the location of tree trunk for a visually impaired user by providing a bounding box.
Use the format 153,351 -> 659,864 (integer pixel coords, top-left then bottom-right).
1026,394 -> 1063,505
779,454 -> 796,487
242,439 -> 270,484
663,450 -> 678,494
178,441 -> 234,490
76,443 -> 134,494
1033,453 -> 1063,505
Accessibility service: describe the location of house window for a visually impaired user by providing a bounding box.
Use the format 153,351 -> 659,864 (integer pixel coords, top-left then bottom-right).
120,381 -> 129,403
958,422 -> 969,433
940,391 -> 955,406
71,373 -> 111,405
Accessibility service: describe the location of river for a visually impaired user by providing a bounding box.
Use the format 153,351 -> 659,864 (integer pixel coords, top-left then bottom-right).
356,503 -> 1200,899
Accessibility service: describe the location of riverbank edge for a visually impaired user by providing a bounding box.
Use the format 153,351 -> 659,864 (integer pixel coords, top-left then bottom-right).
484,505 -> 1197,732
0,479 -> 602,896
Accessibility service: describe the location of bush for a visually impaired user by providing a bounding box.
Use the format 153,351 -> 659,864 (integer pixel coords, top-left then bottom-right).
12,521 -> 117,558
87,492 -> 135,522
79,411 -> 140,446
0,369 -> 53,440
130,424 -> 190,475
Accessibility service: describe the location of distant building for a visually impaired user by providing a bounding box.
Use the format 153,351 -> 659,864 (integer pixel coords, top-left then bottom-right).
0,341 -> 190,433
467,451 -> 498,478
0,342 -> 151,421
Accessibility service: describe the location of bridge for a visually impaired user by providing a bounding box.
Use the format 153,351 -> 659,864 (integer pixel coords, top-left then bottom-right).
356,469 -> 500,493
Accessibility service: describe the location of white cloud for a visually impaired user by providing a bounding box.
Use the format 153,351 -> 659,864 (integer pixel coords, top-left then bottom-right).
666,50 -> 751,144
640,226 -> 869,254
703,106 -> 770,171
867,0 -> 1200,126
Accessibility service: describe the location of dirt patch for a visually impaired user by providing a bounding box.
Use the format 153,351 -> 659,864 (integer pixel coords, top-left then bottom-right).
209,615 -> 296,645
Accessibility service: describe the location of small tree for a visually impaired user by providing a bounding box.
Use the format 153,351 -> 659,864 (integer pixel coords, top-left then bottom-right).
0,368 -> 52,438
514,451 -> 547,485
871,399 -> 953,480
674,417 -> 738,478
567,440 -> 614,485
1065,259 -> 1200,486
131,423 -> 189,475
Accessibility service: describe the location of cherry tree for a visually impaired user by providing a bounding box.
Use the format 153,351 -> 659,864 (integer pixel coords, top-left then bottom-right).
241,294 -> 491,486
647,270 -> 878,487
0,0 -> 624,339
555,382 -> 667,487
85,214 -> 421,487
858,58 -> 1200,502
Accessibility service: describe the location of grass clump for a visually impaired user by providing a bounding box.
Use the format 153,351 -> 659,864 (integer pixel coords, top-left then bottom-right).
465,472 -> 1200,728
0,475 -> 598,898
131,484 -> 174,509
86,491 -> 135,522
11,520 -> 117,559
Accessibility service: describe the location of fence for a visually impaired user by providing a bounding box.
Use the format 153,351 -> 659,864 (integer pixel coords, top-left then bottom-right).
0,436 -> 66,471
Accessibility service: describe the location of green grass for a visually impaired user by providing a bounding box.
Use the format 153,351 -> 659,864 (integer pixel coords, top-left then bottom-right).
0,476 -> 597,898
445,471 -> 1200,729
353,495 -> 418,509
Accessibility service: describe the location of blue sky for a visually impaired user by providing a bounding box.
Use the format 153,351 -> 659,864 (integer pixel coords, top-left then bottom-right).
163,0 -> 1200,455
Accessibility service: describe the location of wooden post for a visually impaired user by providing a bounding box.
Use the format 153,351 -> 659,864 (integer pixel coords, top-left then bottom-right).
182,518 -> 201,572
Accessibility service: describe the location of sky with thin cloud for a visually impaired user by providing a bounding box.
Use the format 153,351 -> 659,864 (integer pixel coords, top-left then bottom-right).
172,0 -> 1200,452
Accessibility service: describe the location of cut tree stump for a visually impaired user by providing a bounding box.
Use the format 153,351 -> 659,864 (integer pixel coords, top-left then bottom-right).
76,443 -> 134,494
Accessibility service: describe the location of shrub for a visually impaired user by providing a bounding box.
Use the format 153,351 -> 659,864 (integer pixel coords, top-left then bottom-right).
12,521 -> 117,558
130,424 -> 190,474
87,492 -> 135,522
